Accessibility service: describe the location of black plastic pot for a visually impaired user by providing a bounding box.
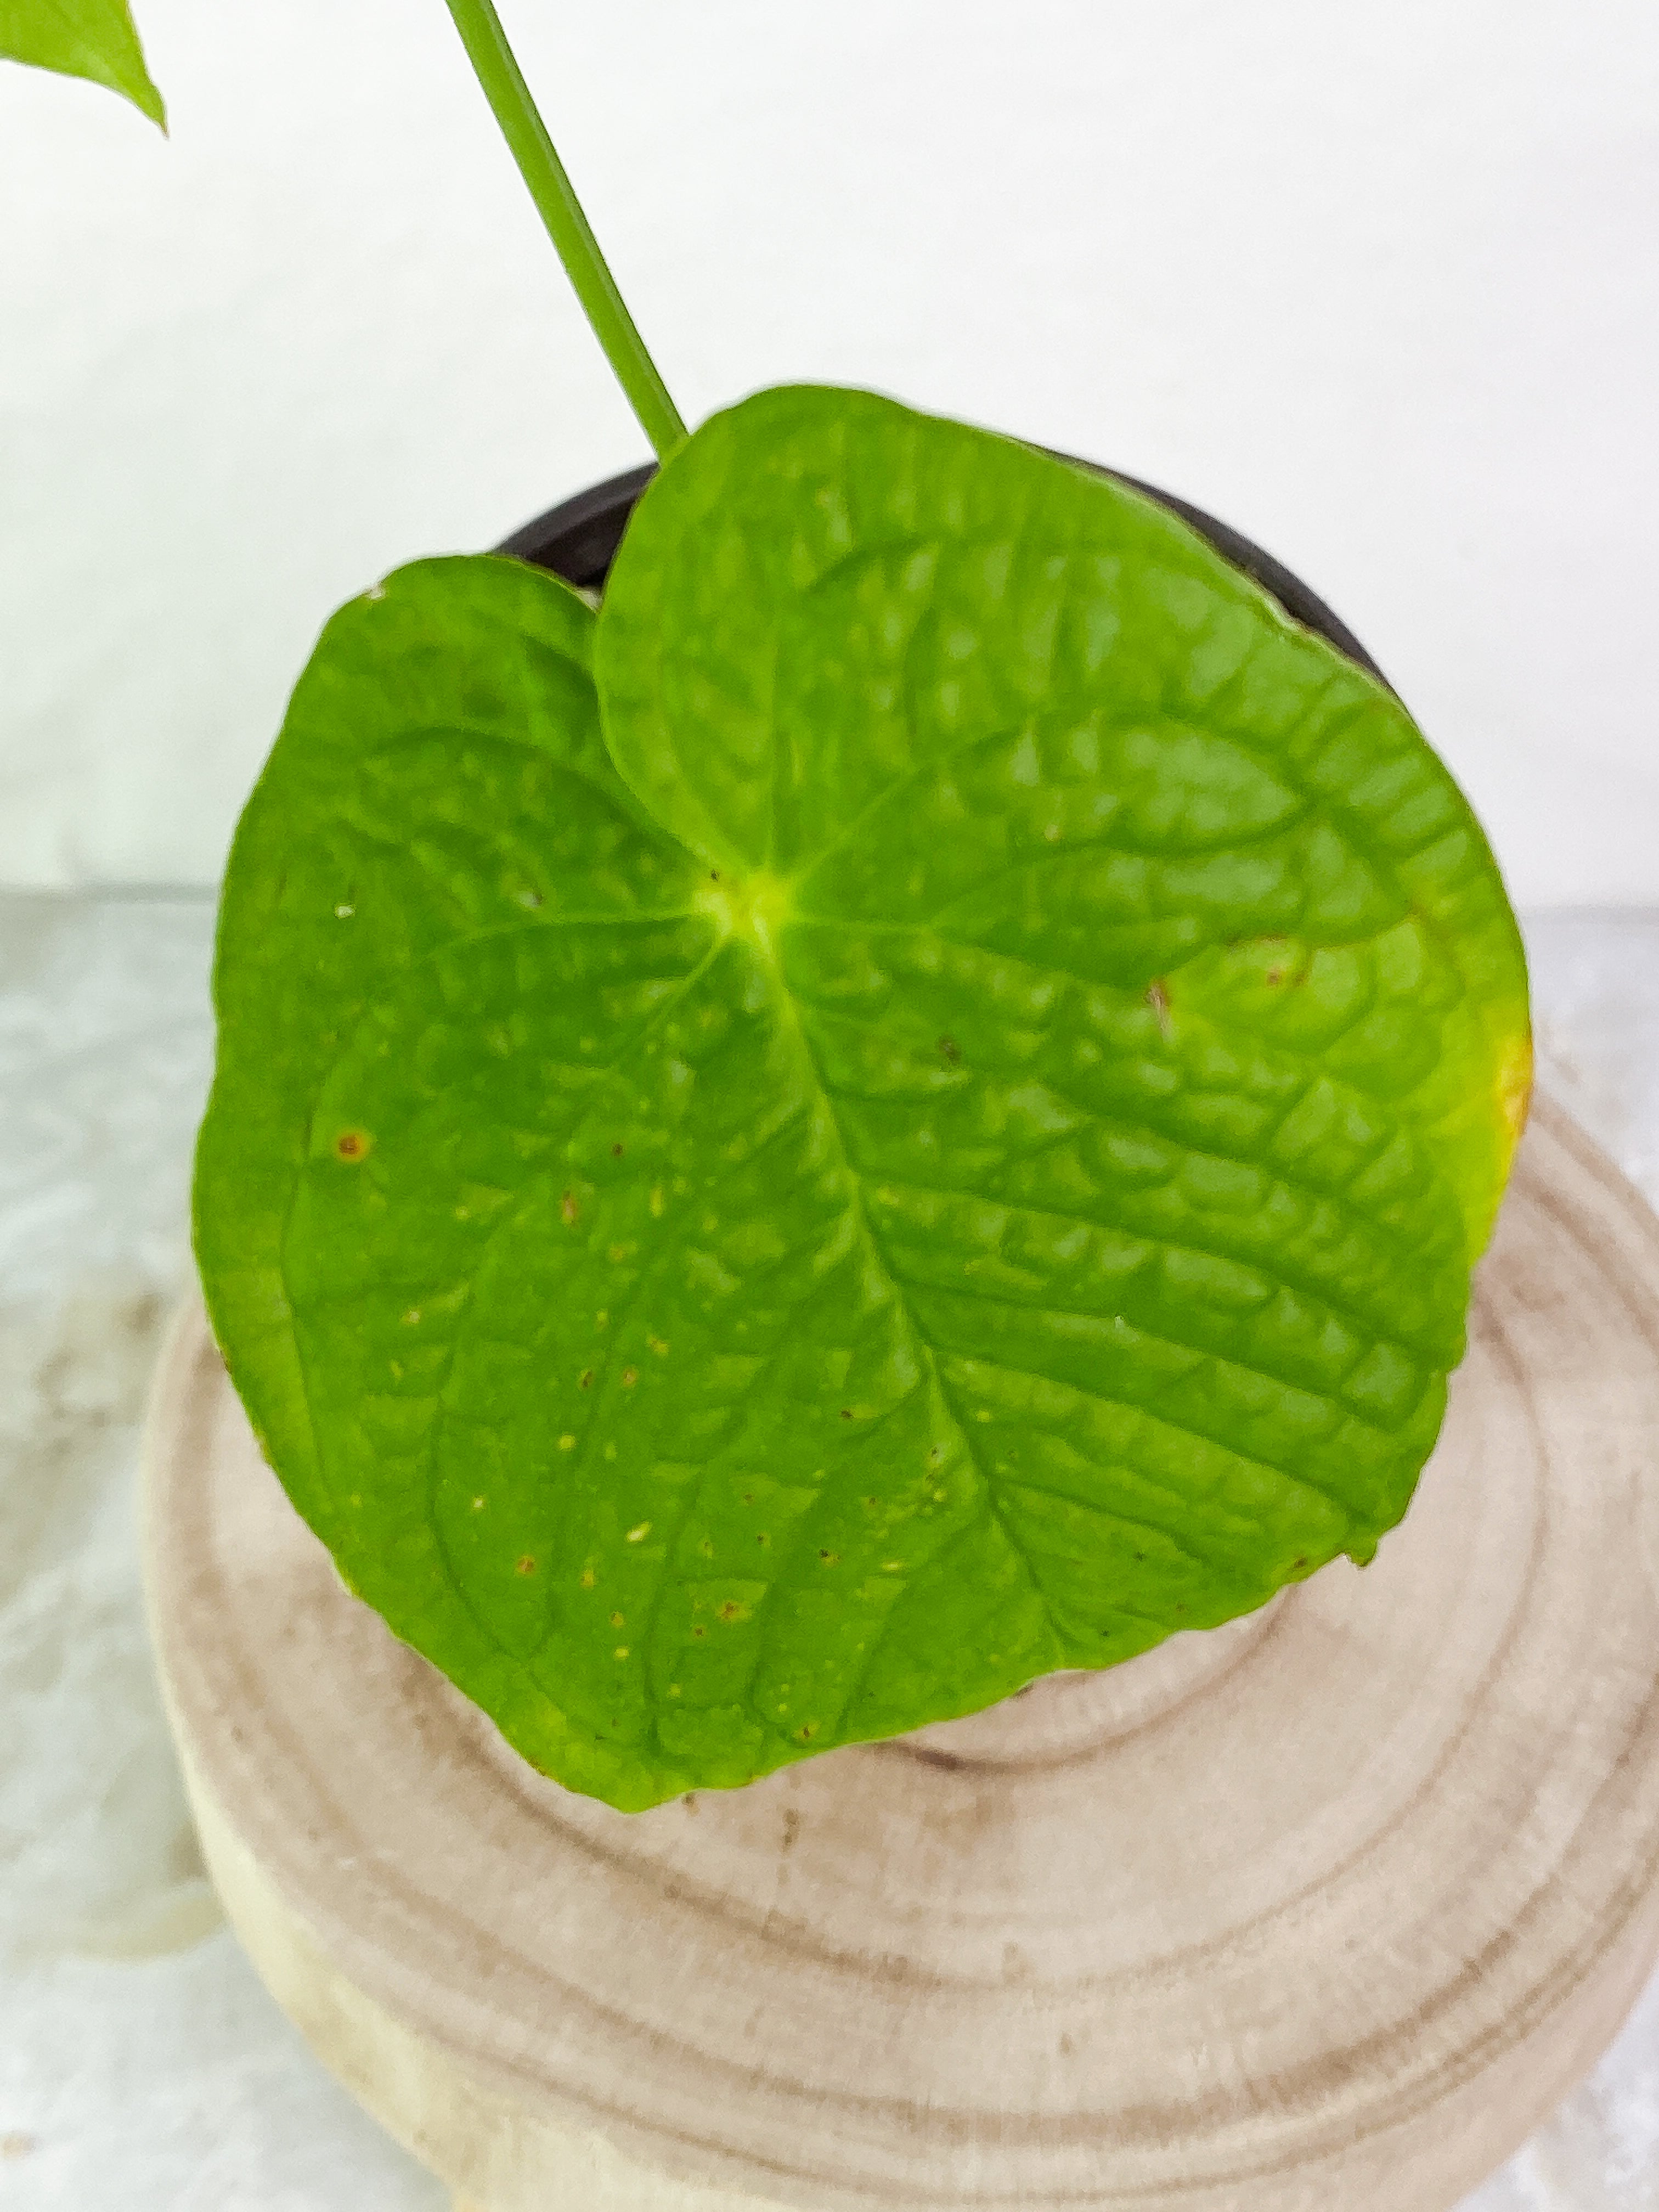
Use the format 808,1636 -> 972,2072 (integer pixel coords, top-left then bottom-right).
498,453 -> 1385,685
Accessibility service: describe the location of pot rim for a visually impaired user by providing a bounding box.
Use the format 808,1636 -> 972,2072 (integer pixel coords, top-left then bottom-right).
496,450 -> 1387,687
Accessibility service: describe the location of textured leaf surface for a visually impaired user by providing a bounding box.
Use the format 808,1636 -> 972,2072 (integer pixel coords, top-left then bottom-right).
1,0 -> 165,126
196,388 -> 1530,1811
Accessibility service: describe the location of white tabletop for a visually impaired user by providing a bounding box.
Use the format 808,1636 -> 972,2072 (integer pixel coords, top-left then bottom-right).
2,895 -> 1656,2210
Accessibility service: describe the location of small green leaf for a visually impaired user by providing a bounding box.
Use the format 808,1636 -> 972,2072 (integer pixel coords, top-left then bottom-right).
2,0 -> 165,128
196,388 -> 1530,1812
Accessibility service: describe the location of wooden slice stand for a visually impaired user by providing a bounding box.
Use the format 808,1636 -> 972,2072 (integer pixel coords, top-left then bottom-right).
142,1092 -> 1659,2212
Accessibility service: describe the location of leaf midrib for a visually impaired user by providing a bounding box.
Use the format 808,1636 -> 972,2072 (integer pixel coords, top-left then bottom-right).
735,938 -> 1085,1663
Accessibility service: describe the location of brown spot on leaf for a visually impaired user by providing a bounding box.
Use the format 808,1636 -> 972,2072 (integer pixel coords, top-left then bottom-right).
1147,979 -> 1172,1037
334,1128 -> 370,1163
516,1556 -> 537,1576
561,1190 -> 579,1224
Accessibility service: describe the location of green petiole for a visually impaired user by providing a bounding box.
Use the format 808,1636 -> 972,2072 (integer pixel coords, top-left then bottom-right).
441,0 -> 687,463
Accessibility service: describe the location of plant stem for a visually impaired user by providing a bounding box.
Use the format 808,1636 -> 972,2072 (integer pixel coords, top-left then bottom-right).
441,0 -> 688,462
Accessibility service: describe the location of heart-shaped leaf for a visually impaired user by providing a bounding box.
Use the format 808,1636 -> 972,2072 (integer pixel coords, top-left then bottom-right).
196,387 -> 1530,1811
2,0 -> 165,127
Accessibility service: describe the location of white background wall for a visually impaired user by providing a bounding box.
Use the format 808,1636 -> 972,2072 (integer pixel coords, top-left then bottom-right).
2,0 -> 1655,901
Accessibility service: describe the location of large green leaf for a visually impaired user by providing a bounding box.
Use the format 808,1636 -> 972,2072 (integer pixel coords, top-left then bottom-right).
1,0 -> 165,126
196,386 -> 1530,1812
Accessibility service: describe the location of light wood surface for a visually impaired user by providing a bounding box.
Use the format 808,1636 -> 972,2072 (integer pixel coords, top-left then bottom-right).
142,1092 -> 1659,2212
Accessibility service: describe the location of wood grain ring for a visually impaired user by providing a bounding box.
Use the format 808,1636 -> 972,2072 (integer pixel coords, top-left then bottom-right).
142,1091 -> 1659,2212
